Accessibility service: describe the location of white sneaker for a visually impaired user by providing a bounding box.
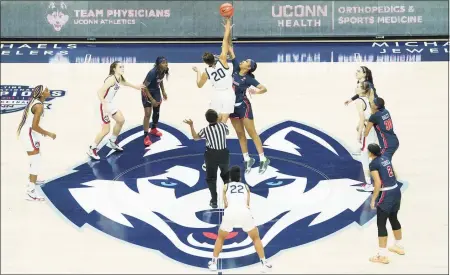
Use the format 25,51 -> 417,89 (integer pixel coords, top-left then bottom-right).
36,180 -> 46,186
107,139 -> 123,151
208,260 -> 217,271
87,146 -> 100,160
202,163 -> 206,171
357,183 -> 374,192
261,260 -> 272,273
26,189 -> 45,201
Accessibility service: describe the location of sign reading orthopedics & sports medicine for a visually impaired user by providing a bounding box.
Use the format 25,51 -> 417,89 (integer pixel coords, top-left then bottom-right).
0,1 -> 448,38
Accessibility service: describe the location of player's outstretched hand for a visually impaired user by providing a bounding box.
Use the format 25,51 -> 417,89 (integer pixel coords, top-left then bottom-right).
183,119 -> 194,126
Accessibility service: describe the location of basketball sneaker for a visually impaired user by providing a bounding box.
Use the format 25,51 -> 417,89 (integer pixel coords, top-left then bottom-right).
357,183 -> 374,192
369,254 -> 389,264
259,158 -> 270,174
107,139 -> 123,151
150,128 -> 163,137
26,186 -> 45,201
244,158 -> 255,174
260,259 -> 272,273
389,245 -> 405,255
208,259 -> 218,271
144,135 -> 152,147
202,162 -> 206,171
87,146 -> 100,160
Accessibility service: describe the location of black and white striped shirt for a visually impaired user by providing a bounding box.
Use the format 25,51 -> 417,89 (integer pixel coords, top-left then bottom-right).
198,123 -> 229,150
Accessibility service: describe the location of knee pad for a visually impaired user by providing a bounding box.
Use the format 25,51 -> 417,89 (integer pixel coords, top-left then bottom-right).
29,153 -> 41,176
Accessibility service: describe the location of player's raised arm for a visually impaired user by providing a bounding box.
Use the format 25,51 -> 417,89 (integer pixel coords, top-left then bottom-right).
219,18 -> 232,68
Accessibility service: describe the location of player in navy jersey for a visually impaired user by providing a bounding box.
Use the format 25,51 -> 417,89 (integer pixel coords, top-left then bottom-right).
141,56 -> 169,147
367,143 -> 404,264
344,66 -> 378,105
364,97 -> 399,162
227,46 -> 270,174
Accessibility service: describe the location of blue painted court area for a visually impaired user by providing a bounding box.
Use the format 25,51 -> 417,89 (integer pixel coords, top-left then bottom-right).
0,41 -> 448,63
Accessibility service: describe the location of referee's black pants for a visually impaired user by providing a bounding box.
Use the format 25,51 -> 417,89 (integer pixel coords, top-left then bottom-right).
204,148 -> 229,204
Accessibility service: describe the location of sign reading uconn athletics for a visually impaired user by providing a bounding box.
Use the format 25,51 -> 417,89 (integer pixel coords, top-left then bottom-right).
0,1 -> 448,38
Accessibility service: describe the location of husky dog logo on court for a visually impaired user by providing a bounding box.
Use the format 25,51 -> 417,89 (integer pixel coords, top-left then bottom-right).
0,85 -> 66,114
42,121 -> 404,269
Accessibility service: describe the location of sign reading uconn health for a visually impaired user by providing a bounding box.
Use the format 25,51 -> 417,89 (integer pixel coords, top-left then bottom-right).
0,1 -> 448,38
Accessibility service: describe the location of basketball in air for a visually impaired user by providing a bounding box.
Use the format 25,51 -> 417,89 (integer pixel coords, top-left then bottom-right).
219,3 -> 234,17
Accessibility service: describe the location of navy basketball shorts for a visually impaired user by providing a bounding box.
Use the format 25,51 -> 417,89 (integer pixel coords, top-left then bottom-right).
377,189 -> 401,214
229,99 -> 253,120
141,89 -> 161,108
381,146 -> 399,161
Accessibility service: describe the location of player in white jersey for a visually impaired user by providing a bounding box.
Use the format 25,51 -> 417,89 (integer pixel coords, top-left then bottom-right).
87,61 -> 145,160
16,85 -> 56,201
208,166 -> 272,273
192,17 -> 235,123
354,81 -> 378,191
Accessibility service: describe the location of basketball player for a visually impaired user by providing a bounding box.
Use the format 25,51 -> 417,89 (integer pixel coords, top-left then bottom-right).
367,143 -> 404,264
142,56 -> 169,147
16,85 -> 56,201
227,46 -> 270,174
344,66 -> 378,105
355,81 -> 378,191
208,166 -> 272,272
364,98 -> 399,162
87,61 -> 145,160
192,17 -> 234,123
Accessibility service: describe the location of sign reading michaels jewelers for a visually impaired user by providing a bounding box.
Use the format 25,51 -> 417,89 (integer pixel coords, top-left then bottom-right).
0,41 -> 448,64
0,1 -> 448,38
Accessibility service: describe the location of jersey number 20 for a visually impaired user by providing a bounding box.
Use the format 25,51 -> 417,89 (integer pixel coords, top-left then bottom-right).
230,185 -> 244,194
211,68 -> 226,82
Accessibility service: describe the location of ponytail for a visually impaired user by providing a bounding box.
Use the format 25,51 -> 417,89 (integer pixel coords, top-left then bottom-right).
16,85 -> 44,138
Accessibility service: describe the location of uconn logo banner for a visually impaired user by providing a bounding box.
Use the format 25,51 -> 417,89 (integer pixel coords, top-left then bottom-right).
41,121 -> 407,269
0,85 -> 66,114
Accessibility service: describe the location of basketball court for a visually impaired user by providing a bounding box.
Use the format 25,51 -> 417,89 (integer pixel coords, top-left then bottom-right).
1,41 -> 448,274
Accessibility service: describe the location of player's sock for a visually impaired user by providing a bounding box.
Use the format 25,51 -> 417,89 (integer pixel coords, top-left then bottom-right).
243,153 -> 250,161
144,131 -> 148,136
378,247 -> 388,256
91,143 -> 97,149
395,240 -> 403,248
260,257 -> 266,264
259,153 -> 266,162
110,135 -> 118,143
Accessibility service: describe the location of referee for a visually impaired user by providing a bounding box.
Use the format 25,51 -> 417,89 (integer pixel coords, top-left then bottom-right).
183,109 -> 229,208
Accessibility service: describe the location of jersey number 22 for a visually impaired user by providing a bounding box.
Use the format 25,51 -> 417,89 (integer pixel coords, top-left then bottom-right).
230,185 -> 244,194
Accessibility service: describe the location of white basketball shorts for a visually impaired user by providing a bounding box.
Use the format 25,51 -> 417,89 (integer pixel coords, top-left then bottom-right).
209,89 -> 236,114
100,102 -> 119,124
20,127 -> 41,152
220,206 -> 256,233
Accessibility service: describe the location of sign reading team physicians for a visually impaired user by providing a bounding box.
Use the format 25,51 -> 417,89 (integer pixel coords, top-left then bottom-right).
0,0 -> 447,38
72,8 -> 170,25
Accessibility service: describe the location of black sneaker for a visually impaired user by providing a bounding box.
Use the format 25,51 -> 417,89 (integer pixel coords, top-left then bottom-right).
244,157 -> 255,174
210,201 -> 218,209
258,158 -> 270,174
